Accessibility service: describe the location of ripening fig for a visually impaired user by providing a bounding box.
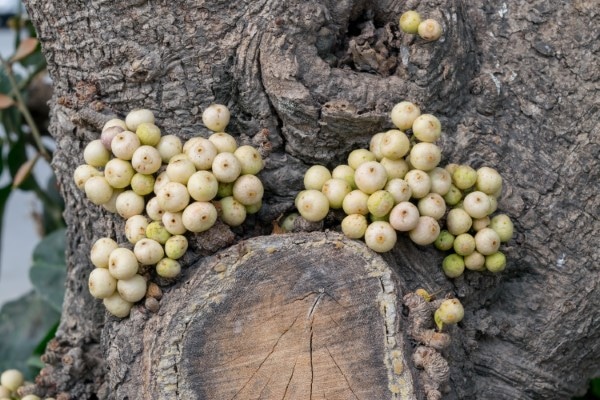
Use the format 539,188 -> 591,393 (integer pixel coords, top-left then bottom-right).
135,122 -> 161,146
146,197 -> 165,221
364,221 -> 397,253
102,188 -> 123,214
322,178 -> 352,209
476,166 -> 503,195
130,173 -> 155,196
212,152 -> 242,183
404,169 -> 431,199
428,167 -> 452,196
435,298 -> 464,328
125,215 -> 149,244
88,268 -> 117,299
164,235 -> 188,260
380,130 -> 410,160
217,181 -> 234,198
409,142 -> 441,171
390,101 -> 421,130
108,247 -> 139,280
185,137 -> 218,170
389,201 -> 420,231
0,386 -> 11,398
117,274 -> 147,303
331,164 -> 356,189
202,104 -> 230,132
84,176 -> 114,205
304,165 -> 331,191
104,158 -> 135,189
246,201 -> 262,215
442,253 -> 465,278
296,189 -> 329,222
341,214 -> 368,239
280,212 -> 299,232
166,156 -> 196,184
218,196 -> 247,227
156,134 -> 183,163
463,191 -> 492,219
412,114 -> 442,142
367,190 -> 395,218
434,230 -> 455,251
464,251 -> 486,271
182,201 -> 218,232
84,139 -> 110,167
126,109 -> 155,131
209,132 -> 238,153
234,145 -> 264,175
162,211 -> 187,235
187,171 -> 219,202
380,157 -> 409,179
156,257 -> 181,278
474,228 -> 501,255
232,174 -> 264,205
73,164 -> 102,190
490,214 -> 514,242
418,19 -> 443,41
417,192 -> 446,220
157,182 -> 190,213
472,216 -> 491,232
488,195 -> 498,214
101,125 -> 124,149
347,149 -> 376,169
103,292 -> 133,318
446,208 -> 472,235
0,369 -> 24,391
453,233 -> 476,256
131,145 -> 162,174
90,237 -> 119,269
342,189 -> 370,215
408,216 -> 440,246
485,251 -> 507,272
153,171 -> 171,195
111,130 -> 141,160
146,221 -> 172,244
399,11 -> 421,34
452,165 -> 477,190
115,190 -> 145,219
443,184 -> 462,206
385,178 -> 412,203
354,161 -> 387,194
134,238 -> 165,265
22,394 -> 41,400
369,132 -> 386,160
103,118 -> 127,132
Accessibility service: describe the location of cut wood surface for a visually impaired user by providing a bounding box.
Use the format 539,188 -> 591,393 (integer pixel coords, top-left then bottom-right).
104,232 -> 416,400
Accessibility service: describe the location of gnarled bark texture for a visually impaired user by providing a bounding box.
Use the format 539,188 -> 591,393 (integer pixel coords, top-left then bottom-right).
23,0 -> 599,399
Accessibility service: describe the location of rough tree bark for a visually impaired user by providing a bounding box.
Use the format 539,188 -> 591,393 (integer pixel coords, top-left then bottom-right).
23,0 -> 599,399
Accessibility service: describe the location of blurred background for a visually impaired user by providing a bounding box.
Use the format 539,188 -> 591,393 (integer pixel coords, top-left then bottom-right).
0,0 -> 55,306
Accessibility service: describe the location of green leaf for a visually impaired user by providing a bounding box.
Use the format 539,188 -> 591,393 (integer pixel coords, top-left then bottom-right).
0,67 -> 11,94
32,321 -> 59,355
591,377 -> 600,397
0,184 -> 12,270
8,137 -> 39,191
0,291 -> 61,379
29,228 -> 67,312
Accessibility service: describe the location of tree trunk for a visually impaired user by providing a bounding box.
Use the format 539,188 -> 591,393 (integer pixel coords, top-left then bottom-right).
23,0 -> 599,399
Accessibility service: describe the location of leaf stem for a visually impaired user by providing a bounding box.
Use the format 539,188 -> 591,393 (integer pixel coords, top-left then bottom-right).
0,55 -> 50,161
